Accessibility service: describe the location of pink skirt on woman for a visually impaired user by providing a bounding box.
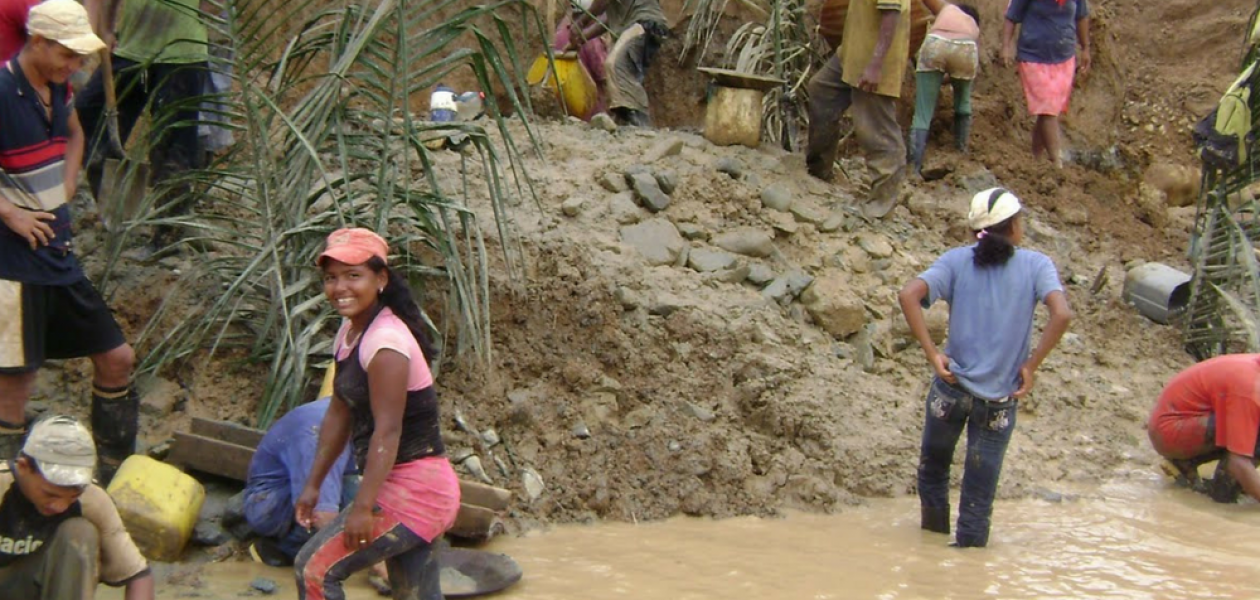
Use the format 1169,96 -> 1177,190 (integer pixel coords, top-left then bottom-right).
1018,57 -> 1076,116
375,456 -> 461,542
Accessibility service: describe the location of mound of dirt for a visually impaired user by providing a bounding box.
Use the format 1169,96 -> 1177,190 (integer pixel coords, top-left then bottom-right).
419,116 -> 1192,526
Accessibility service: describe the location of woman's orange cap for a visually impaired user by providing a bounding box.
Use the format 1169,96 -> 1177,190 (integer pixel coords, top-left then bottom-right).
317,228 -> 389,266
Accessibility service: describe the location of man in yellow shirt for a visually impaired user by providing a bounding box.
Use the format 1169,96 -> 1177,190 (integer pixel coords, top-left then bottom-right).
806,0 -> 911,219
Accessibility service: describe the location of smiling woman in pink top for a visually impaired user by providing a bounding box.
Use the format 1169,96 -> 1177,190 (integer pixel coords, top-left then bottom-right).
295,228 -> 459,600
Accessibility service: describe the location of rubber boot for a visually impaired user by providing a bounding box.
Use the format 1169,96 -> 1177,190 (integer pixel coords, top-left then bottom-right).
921,505 -> 950,534
91,385 -> 138,486
953,114 -> 972,152
907,129 -> 929,178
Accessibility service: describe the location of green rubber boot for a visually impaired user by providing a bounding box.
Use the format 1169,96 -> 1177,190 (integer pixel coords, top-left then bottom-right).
954,114 -> 972,152
907,128 -> 930,177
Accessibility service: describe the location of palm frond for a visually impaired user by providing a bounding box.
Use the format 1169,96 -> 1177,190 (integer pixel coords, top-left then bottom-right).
99,0 -> 541,425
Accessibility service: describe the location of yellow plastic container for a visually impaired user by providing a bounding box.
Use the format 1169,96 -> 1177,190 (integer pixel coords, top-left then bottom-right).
107,455 -> 206,561
527,53 -> 598,120
318,363 -> 336,399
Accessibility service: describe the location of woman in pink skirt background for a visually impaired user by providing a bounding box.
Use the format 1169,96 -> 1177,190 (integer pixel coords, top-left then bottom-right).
1001,0 -> 1091,168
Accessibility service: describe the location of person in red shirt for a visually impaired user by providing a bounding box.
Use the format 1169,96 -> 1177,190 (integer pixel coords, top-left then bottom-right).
1148,354 -> 1260,503
0,0 -> 41,61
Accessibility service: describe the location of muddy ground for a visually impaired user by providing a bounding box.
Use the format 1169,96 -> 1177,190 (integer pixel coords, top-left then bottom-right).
38,0 -> 1254,544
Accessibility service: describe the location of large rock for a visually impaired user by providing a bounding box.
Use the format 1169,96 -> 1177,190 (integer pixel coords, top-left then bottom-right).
763,211 -> 798,236
599,171 -> 629,192
609,191 -> 643,225
561,196 -> 585,217
958,167 -> 999,193
590,113 -> 617,132
760,184 -> 793,212
892,302 -> 949,346
712,228 -> 775,258
789,198 -> 828,226
762,270 -> 814,304
711,262 -> 752,284
800,271 -> 867,338
620,218 -> 686,266
643,138 -> 685,163
714,157 -> 744,179
140,378 -> 183,417
1134,183 -> 1169,230
746,263 -> 776,286
819,212 -> 845,233
655,169 -> 679,195
677,222 -> 708,240
628,172 -> 671,212
856,232 -> 894,259
687,247 -> 739,273
1143,163 -> 1199,207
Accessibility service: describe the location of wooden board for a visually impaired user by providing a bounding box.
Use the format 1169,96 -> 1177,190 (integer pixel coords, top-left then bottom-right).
169,418 -> 512,535
449,503 -> 504,540
190,417 -> 264,449
167,431 -> 256,481
696,67 -> 784,91
459,480 -> 512,512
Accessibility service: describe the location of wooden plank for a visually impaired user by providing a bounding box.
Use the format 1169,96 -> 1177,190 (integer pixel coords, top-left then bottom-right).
696,67 -> 785,91
168,431 -> 255,481
174,420 -> 512,515
449,503 -> 503,540
190,417 -> 264,450
459,480 -> 512,512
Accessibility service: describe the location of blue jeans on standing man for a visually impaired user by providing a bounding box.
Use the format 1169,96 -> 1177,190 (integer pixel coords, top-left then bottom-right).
917,377 -> 1018,547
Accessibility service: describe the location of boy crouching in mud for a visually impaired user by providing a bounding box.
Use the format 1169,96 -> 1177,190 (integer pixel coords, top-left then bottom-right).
898,188 -> 1072,547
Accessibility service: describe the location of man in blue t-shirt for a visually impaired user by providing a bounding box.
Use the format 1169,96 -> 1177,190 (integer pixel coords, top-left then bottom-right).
241,397 -> 354,566
0,0 -> 137,486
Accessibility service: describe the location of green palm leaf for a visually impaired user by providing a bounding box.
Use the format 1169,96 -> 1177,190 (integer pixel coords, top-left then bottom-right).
100,0 -> 539,426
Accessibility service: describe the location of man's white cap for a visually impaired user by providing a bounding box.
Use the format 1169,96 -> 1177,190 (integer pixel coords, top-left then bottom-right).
23,415 -> 96,487
968,187 -> 1023,231
26,0 -> 107,56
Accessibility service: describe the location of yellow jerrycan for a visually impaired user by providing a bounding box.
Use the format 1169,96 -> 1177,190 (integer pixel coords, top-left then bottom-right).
527,51 -> 598,120
107,455 -> 206,561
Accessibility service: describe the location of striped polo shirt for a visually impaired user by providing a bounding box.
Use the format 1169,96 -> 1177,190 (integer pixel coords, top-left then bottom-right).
0,59 -> 81,285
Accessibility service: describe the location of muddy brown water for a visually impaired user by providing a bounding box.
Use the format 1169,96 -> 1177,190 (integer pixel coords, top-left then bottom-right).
100,480 -> 1259,599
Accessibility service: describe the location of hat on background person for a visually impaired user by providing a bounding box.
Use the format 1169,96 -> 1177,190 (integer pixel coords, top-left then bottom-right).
968,187 -> 1023,231
26,0 -> 107,55
317,228 -> 389,266
23,415 -> 96,487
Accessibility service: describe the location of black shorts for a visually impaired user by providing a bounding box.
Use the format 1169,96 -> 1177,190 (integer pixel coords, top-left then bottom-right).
0,278 -> 126,374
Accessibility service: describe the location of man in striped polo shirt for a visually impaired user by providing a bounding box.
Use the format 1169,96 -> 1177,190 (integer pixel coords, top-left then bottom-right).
0,0 -> 136,485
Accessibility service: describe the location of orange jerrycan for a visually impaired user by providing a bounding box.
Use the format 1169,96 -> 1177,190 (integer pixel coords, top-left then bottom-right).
527,52 -> 598,120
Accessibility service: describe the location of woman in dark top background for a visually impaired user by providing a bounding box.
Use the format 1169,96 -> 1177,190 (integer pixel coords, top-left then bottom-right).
1002,0 -> 1091,168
